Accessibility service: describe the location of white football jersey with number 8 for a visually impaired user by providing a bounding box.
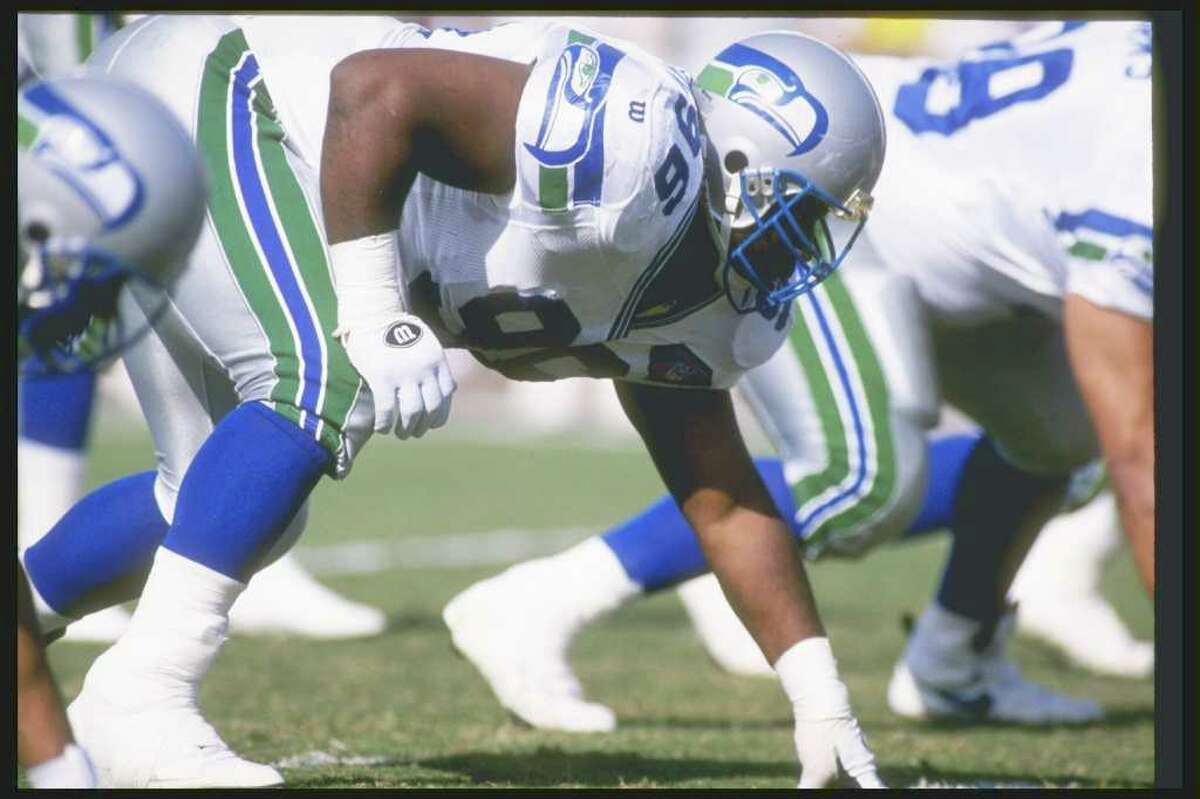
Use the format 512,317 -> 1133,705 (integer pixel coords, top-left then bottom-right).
854,21 -> 1152,323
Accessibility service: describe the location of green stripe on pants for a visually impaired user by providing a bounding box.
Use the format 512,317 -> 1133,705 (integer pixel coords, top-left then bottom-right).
196,28 -> 361,458
788,272 -> 897,549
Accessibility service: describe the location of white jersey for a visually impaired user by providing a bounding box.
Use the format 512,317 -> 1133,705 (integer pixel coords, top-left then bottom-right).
398,23 -> 788,388
244,18 -> 786,389
856,21 -> 1153,323
234,18 -> 785,388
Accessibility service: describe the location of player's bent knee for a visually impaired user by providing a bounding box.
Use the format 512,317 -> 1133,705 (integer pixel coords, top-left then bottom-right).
791,410 -> 930,559
993,425 -> 1099,479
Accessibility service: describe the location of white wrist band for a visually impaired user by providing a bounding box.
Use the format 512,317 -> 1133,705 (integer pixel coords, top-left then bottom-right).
329,232 -> 406,321
773,636 -> 849,715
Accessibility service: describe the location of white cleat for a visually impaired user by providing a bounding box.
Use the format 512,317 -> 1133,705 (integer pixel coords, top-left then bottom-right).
677,574 -> 774,678
229,554 -> 387,640
1009,492 -> 1153,679
442,565 -> 617,733
62,605 -> 132,644
66,647 -> 284,788
1016,595 -> 1154,679
887,603 -> 1104,725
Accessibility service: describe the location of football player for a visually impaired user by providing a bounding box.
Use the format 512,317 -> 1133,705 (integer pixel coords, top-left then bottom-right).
17,73 -> 209,788
444,20 -> 1153,728
19,15 -> 887,788
16,11 -> 390,645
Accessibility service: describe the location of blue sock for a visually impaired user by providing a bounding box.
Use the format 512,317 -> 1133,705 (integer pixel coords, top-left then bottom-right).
163,401 -> 330,581
902,432 -> 984,539
19,357 -> 97,450
23,471 -> 167,617
935,436 -> 1067,623
602,457 -> 798,591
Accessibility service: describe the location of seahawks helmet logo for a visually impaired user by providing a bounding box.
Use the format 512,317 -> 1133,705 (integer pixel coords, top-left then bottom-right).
22,83 -> 144,231
705,42 -> 829,157
525,42 -> 611,168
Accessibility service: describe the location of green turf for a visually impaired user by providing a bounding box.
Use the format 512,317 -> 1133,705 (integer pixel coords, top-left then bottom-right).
43,422 -> 1154,788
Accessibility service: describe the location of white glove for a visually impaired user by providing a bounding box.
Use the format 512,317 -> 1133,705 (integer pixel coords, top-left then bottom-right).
330,234 -> 456,440
775,637 -> 884,789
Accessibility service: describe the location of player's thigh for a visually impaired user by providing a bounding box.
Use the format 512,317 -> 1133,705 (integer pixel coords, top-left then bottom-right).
117,287 -> 237,522
739,248 -> 940,558
932,312 -> 1098,477
96,16 -> 372,477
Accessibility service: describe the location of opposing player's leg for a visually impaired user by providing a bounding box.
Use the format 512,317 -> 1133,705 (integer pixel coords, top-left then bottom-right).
25,18 -> 373,786
444,256 -> 937,728
888,314 -> 1104,724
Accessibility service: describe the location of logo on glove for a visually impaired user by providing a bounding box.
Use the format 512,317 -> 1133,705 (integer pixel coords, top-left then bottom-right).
384,321 -> 423,348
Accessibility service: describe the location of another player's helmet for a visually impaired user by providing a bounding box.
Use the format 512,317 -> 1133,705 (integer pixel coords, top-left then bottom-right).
694,31 -> 886,317
17,76 -> 206,372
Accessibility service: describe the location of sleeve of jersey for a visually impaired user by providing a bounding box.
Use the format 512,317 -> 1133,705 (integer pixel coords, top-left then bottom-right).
510,24 -> 700,229
1057,207 -> 1153,321
1057,106 -> 1153,321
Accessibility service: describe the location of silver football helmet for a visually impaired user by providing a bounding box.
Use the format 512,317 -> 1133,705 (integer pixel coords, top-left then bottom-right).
693,31 -> 886,318
17,75 -> 207,371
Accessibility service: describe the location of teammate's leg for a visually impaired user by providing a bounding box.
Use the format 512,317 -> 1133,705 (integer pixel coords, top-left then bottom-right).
17,357 -> 96,551
41,18 -> 372,787
889,314 -> 1104,724
1009,487 -> 1154,678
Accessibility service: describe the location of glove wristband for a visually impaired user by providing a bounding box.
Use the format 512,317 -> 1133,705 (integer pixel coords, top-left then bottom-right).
329,232 -> 407,327
774,636 -> 851,718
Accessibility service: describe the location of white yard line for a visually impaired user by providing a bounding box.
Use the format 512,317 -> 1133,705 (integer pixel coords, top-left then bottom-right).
292,526 -> 598,574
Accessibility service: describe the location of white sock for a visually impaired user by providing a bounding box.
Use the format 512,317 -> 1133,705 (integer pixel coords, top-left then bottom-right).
18,439 -> 87,549
25,743 -> 97,789
108,548 -> 245,700
523,537 -> 642,624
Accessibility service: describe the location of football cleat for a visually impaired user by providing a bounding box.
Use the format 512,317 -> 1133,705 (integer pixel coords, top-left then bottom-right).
1015,595 -> 1153,680
66,646 -> 283,788
228,553 -> 387,640
442,562 -> 617,733
1010,492 -> 1153,679
677,573 -> 774,677
887,602 -> 1104,725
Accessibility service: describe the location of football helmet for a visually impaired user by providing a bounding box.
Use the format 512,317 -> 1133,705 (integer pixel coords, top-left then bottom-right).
17,76 -> 206,372
693,31 -> 886,318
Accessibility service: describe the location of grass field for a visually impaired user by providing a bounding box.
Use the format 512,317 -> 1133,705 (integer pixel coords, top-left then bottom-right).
42,416 -> 1155,789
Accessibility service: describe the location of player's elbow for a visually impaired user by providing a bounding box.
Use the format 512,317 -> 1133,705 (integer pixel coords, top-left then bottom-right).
328,52 -> 412,128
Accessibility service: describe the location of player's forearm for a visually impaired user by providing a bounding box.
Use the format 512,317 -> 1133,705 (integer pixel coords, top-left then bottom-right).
17,570 -> 74,766
1108,449 -> 1155,592
686,502 -> 825,664
1063,294 -> 1155,594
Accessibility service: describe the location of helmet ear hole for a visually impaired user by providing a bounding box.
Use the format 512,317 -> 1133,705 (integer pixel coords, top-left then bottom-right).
724,150 -> 748,174
25,220 -> 51,244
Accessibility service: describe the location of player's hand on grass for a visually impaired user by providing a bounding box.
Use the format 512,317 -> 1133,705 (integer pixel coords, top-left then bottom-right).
793,702 -> 884,788
778,637 -> 884,789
